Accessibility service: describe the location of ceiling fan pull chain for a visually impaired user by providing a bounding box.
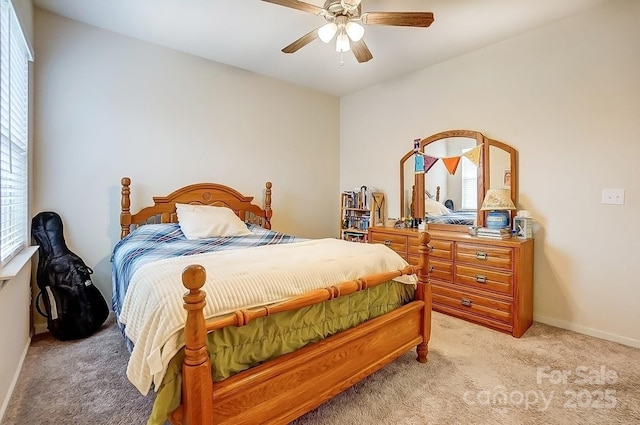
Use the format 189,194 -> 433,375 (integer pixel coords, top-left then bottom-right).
340,51 -> 345,66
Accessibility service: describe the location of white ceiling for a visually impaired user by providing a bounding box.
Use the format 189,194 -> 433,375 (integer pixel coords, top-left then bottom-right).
33,0 -> 609,97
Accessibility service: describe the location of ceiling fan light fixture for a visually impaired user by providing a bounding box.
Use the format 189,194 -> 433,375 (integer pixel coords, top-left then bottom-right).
345,21 -> 364,41
264,0 -> 434,63
318,22 -> 337,43
335,32 -> 351,52
340,0 -> 361,12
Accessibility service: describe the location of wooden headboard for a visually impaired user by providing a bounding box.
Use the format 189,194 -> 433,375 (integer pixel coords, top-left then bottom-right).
119,177 -> 272,238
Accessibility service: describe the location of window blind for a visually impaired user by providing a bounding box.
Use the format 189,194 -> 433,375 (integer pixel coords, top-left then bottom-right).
460,152 -> 477,210
0,0 -> 31,266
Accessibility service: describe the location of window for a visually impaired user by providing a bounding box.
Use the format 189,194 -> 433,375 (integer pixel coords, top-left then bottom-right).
460,149 -> 477,210
0,0 -> 31,266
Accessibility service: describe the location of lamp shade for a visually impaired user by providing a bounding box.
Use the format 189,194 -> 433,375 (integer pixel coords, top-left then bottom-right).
335,33 -> 351,52
318,23 -> 337,43
480,189 -> 516,211
345,21 -> 364,41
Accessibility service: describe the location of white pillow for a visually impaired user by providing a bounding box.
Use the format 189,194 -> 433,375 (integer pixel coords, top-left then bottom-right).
424,198 -> 451,216
175,203 -> 252,240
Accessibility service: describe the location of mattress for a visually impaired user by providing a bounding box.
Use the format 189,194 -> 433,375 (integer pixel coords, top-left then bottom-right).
111,222 -> 303,318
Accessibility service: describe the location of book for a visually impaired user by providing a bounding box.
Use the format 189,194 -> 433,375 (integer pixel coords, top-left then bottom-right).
477,227 -> 512,239
477,227 -> 511,234
477,233 -> 512,240
477,232 -> 512,239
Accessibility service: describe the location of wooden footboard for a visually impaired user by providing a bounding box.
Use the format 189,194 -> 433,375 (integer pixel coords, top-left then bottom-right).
170,232 -> 432,425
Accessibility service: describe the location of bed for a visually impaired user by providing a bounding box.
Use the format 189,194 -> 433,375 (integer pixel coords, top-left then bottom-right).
114,177 -> 432,425
423,186 -> 476,225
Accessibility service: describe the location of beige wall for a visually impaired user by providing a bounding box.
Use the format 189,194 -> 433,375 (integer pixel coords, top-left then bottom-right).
33,9 -> 340,307
341,0 -> 640,346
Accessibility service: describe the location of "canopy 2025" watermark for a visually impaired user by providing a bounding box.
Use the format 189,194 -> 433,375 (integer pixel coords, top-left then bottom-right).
462,365 -> 618,413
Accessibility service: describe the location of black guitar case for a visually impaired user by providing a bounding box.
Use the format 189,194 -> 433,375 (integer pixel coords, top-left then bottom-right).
31,211 -> 109,341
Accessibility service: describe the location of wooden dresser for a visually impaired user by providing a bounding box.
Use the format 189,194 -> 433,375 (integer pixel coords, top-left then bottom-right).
369,226 -> 534,337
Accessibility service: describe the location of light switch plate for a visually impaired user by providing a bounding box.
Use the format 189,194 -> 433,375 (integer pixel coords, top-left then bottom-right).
601,188 -> 625,205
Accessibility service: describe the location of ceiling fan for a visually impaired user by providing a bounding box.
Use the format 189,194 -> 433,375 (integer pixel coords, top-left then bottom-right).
262,0 -> 434,64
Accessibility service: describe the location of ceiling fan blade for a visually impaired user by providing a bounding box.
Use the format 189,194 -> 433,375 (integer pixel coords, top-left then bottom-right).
282,28 -> 319,54
262,0 -> 323,15
351,39 -> 373,63
362,12 -> 435,28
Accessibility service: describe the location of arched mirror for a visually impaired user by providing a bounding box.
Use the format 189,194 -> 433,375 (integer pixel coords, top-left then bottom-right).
482,138 -> 518,226
400,130 -> 517,232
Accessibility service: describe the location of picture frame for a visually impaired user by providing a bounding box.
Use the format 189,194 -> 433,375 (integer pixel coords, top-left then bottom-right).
502,169 -> 511,189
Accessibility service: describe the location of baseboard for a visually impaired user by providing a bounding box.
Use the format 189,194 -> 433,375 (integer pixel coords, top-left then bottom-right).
0,335 -> 31,423
534,314 -> 640,348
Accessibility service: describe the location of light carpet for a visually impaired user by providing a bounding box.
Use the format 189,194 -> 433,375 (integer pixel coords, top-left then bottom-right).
3,312 -> 639,425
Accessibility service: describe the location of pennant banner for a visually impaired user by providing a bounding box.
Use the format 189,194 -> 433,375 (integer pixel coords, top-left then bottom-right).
412,141 -> 483,175
423,155 -> 439,173
462,145 -> 482,167
442,156 -> 461,175
414,155 -> 424,174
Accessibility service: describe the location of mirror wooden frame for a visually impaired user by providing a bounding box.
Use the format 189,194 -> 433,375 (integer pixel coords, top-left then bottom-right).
399,129 -> 518,233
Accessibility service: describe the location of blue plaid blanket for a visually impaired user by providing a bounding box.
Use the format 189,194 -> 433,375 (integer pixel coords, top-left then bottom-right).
425,210 -> 476,225
111,223 -> 304,317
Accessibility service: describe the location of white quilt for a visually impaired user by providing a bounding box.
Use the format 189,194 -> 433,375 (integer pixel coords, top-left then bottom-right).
118,238 -> 417,395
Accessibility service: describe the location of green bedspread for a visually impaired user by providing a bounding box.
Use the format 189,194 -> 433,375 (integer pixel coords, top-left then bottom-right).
147,280 -> 415,425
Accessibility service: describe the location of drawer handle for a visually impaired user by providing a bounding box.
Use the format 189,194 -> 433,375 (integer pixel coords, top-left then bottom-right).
475,275 -> 487,284
429,266 -> 434,273
427,244 -> 434,252
475,251 -> 488,260
383,239 -> 391,246
461,298 -> 472,307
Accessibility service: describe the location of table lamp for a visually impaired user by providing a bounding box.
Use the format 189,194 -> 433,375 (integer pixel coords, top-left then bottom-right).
480,189 -> 516,229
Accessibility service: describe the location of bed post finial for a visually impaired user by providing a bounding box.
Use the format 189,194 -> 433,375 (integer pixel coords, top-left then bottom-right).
120,177 -> 132,239
416,231 -> 431,363
264,181 -> 272,230
181,264 -> 214,425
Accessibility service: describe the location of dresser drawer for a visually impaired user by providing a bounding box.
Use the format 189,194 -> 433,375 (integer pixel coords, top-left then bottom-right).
429,259 -> 453,283
432,282 -> 512,324
455,264 -> 513,295
455,243 -> 513,271
422,238 -> 453,260
370,232 -> 407,257
407,235 -> 420,257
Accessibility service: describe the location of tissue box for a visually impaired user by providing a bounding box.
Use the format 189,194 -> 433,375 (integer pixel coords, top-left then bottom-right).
513,217 -> 533,239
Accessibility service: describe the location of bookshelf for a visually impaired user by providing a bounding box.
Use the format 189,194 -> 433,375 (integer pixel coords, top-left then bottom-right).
339,190 -> 384,243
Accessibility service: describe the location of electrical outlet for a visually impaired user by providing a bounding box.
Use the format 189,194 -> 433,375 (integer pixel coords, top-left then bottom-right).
601,188 -> 625,205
